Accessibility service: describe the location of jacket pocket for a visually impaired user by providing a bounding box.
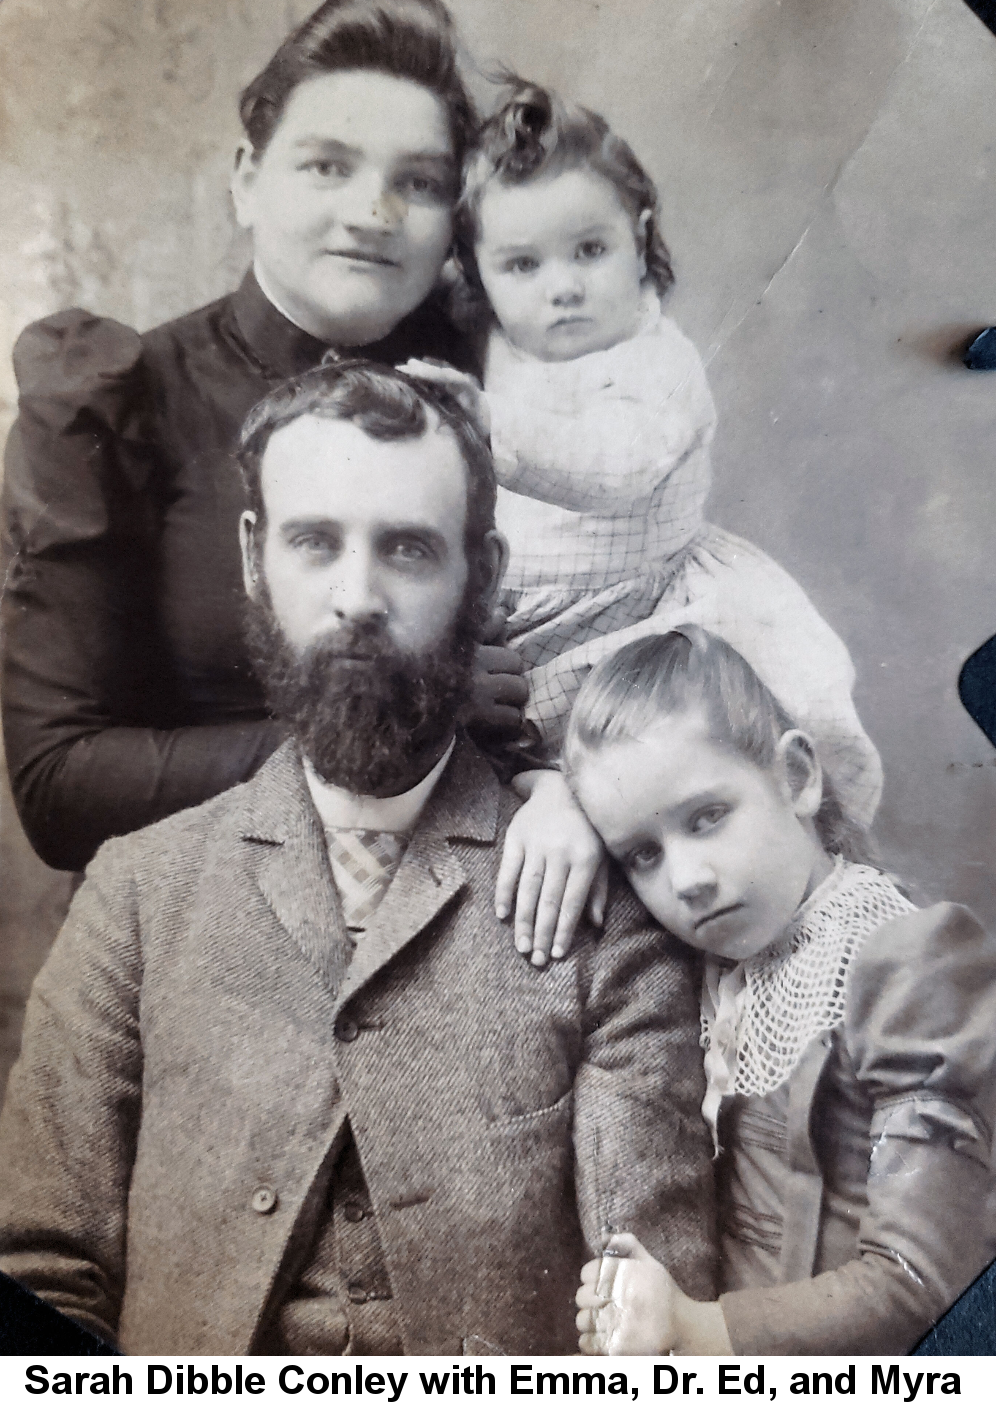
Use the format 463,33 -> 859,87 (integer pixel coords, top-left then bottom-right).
484,1087 -> 575,1185
487,1085 -> 574,1133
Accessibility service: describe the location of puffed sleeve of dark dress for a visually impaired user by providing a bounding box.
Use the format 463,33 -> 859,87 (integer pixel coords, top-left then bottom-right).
1,307 -> 286,870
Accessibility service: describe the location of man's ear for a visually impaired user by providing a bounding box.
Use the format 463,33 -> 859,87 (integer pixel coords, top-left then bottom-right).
231,143 -> 259,230
636,209 -> 652,280
775,730 -> 823,822
477,529 -> 509,624
239,510 -> 263,600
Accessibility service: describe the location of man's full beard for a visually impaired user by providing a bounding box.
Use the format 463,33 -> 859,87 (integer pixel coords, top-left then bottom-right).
244,594 -> 476,797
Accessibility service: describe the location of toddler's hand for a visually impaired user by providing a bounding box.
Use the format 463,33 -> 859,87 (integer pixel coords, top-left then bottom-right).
576,1234 -> 732,1356
496,770 -> 609,967
395,358 -> 491,438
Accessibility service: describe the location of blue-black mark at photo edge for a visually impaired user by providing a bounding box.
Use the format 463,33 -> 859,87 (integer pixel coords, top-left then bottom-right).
964,0 -> 996,35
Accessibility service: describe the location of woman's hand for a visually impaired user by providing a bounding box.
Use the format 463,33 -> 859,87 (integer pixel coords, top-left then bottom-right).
576,1234 -> 733,1356
496,770 -> 609,966
395,358 -> 491,438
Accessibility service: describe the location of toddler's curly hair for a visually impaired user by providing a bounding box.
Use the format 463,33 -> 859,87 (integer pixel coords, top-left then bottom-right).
454,79 -> 674,327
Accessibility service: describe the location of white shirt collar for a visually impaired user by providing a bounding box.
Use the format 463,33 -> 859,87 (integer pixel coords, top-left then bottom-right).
303,738 -> 456,836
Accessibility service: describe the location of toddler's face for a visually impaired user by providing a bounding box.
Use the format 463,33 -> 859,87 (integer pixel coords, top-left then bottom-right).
572,711 -> 830,961
474,167 -> 648,361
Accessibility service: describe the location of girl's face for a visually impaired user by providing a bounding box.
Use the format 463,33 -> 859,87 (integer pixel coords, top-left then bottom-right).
232,70 -> 457,346
572,710 -> 832,961
474,167 -> 648,362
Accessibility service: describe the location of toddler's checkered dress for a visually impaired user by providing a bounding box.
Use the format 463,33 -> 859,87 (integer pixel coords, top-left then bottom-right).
484,300 -> 883,828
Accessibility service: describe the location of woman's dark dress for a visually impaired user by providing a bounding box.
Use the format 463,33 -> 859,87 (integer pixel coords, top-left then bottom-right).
1,271 -> 475,870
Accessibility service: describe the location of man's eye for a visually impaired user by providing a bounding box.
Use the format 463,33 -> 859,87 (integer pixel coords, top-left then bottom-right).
625,842 -> 661,873
691,805 -> 728,833
576,240 -> 607,261
385,538 -> 432,564
504,255 -> 539,275
301,159 -> 350,179
291,533 -> 338,558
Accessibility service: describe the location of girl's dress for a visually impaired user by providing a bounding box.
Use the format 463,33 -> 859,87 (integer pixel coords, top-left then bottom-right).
1,272 -> 474,871
484,296 -> 882,827
701,856 -> 996,1355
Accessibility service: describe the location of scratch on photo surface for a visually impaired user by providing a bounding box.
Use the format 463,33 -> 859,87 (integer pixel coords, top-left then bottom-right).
706,0 -> 943,366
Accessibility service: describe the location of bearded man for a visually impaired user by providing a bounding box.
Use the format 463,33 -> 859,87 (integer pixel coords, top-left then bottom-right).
0,362 -> 715,1356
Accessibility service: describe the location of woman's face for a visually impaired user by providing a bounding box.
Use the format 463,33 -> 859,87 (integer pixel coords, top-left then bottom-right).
232,69 -> 457,346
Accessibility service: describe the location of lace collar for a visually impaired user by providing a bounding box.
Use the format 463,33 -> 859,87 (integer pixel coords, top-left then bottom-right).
700,860 -> 915,1147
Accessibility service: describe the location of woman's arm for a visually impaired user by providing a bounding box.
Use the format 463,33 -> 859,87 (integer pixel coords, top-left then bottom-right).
2,539 -> 286,873
1,311 -> 285,872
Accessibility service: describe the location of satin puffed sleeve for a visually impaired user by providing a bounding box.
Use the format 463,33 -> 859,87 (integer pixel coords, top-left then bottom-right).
1,310 -> 283,872
721,903 -> 996,1355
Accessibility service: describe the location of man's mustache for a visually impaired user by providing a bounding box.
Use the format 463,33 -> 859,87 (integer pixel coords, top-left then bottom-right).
304,622 -> 397,665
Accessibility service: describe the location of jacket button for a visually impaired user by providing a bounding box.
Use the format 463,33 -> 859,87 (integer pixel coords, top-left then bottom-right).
335,1016 -> 360,1043
342,1202 -> 366,1223
251,1185 -> 278,1214
347,1283 -> 368,1304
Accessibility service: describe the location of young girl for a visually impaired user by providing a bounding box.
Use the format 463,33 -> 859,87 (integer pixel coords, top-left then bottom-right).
566,628 -> 996,1356
451,82 -> 882,831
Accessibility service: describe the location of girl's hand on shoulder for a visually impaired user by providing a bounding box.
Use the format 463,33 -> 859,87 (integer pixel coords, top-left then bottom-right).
576,1234 -> 733,1356
394,358 -> 491,438
496,770 -> 609,967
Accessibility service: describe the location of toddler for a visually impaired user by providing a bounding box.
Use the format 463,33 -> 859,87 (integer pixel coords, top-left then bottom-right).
566,628 -> 996,1355
455,82 -> 882,828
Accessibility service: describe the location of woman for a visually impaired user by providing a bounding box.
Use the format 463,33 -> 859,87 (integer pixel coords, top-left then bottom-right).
2,0 -> 527,874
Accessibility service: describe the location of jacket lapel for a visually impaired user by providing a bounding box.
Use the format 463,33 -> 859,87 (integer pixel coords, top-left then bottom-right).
335,738 -> 501,1012
238,742 -> 353,996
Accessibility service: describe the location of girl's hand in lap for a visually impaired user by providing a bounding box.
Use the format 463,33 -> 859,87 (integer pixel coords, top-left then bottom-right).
497,770 -> 609,966
576,1234 -> 733,1356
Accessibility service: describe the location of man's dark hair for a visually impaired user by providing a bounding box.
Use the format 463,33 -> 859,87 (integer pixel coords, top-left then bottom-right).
239,0 -> 476,163
237,359 -> 498,630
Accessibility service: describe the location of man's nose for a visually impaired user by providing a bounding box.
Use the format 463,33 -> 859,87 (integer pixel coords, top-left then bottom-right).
329,545 -> 388,623
548,264 -> 585,306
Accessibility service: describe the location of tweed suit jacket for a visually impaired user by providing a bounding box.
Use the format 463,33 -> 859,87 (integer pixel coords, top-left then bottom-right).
0,738 -> 716,1355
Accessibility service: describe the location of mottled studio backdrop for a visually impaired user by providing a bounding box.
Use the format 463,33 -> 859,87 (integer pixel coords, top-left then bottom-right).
1,0 -> 995,1093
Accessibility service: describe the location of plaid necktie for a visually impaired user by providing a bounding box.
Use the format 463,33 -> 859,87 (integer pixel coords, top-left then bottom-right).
325,828 -> 408,932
